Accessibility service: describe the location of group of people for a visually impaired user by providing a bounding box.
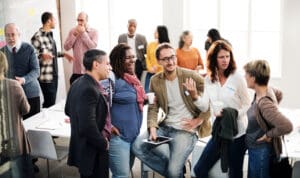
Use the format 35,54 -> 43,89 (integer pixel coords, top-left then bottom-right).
0,10 -> 294,178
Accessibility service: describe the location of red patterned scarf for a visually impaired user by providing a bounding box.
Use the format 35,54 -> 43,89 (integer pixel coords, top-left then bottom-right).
123,73 -> 146,111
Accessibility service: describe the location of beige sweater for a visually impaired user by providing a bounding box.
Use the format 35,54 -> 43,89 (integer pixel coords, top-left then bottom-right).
147,67 -> 211,138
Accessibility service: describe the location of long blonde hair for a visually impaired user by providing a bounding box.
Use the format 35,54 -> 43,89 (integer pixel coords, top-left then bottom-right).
0,51 -> 8,79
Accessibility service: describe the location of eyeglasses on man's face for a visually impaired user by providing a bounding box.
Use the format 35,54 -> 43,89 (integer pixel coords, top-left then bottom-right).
160,55 -> 176,62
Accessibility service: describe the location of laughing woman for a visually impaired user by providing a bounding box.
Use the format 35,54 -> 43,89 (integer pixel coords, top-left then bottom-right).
109,43 -> 147,178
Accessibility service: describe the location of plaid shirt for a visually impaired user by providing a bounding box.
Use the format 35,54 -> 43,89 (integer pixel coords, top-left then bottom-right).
31,28 -> 63,83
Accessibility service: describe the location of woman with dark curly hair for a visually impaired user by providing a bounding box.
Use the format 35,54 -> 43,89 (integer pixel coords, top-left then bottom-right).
109,43 -> 147,178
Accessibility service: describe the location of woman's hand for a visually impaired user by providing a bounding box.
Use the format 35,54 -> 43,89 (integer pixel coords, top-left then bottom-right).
111,126 -> 120,136
256,134 -> 272,143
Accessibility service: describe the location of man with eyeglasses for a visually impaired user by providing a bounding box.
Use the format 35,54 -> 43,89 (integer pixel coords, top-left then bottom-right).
118,19 -> 147,81
132,43 -> 211,177
64,12 -> 98,84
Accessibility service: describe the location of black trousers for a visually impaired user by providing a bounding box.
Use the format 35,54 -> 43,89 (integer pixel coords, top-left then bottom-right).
135,59 -> 144,80
39,78 -> 58,108
80,151 -> 109,178
70,74 -> 83,85
23,97 -> 40,120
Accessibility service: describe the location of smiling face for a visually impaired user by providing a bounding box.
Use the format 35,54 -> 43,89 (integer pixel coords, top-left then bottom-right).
217,49 -> 230,72
158,47 -> 177,73
96,55 -> 111,80
124,48 -> 136,75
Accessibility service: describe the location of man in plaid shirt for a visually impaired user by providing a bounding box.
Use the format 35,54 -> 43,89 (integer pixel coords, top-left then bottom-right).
31,11 -> 73,108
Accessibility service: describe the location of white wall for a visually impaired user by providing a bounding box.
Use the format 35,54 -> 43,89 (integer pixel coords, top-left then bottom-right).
60,0 -> 300,108
60,0 -> 79,91
270,0 -> 300,108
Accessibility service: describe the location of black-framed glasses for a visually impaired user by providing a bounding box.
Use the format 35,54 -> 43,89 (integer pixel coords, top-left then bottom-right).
160,55 -> 176,62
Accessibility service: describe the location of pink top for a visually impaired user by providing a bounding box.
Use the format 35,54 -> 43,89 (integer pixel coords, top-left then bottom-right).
64,27 -> 98,74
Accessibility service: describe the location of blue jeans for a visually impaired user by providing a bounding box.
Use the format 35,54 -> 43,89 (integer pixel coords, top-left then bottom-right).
194,135 -> 246,178
144,72 -> 153,93
132,125 -> 197,178
248,145 -> 272,178
109,135 -> 135,178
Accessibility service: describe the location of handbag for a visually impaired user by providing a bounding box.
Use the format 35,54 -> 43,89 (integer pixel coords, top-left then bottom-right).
269,137 -> 292,178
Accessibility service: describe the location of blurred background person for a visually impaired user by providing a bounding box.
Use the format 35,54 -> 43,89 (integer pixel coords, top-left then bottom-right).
0,51 -> 33,178
64,12 -> 98,84
1,23 -> 40,120
176,30 -> 204,72
145,25 -> 170,93
109,43 -> 146,178
31,11 -> 73,108
243,60 -> 292,178
118,19 -> 147,81
204,28 -> 230,52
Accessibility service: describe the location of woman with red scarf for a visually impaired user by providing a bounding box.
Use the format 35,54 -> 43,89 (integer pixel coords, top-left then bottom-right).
109,43 -> 147,178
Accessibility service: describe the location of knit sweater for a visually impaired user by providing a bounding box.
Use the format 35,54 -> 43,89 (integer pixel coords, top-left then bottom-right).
1,42 -> 40,98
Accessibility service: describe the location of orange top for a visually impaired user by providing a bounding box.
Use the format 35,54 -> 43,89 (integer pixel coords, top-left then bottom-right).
176,47 -> 203,70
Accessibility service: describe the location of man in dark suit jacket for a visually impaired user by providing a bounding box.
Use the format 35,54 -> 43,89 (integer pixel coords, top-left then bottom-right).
118,19 -> 147,80
65,49 -> 111,178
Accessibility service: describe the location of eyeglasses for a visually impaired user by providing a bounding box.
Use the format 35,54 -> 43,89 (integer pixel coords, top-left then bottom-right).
160,55 -> 176,62
77,19 -> 84,22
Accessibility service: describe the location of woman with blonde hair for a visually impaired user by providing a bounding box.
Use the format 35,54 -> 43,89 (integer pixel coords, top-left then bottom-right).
243,59 -> 292,178
0,51 -> 32,177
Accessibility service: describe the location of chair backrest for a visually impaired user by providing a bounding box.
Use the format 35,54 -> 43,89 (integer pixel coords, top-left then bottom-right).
27,130 -> 58,160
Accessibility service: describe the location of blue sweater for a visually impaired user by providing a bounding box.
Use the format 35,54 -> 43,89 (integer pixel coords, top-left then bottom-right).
111,78 -> 143,143
1,42 -> 40,98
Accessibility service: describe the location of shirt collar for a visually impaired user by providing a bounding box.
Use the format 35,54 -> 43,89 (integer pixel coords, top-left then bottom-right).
127,33 -> 136,39
7,41 -> 21,53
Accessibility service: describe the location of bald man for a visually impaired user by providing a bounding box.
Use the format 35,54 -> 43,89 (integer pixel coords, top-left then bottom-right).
1,23 -> 40,119
64,12 -> 99,84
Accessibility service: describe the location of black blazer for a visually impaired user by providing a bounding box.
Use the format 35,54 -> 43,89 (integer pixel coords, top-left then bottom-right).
65,74 -> 108,175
